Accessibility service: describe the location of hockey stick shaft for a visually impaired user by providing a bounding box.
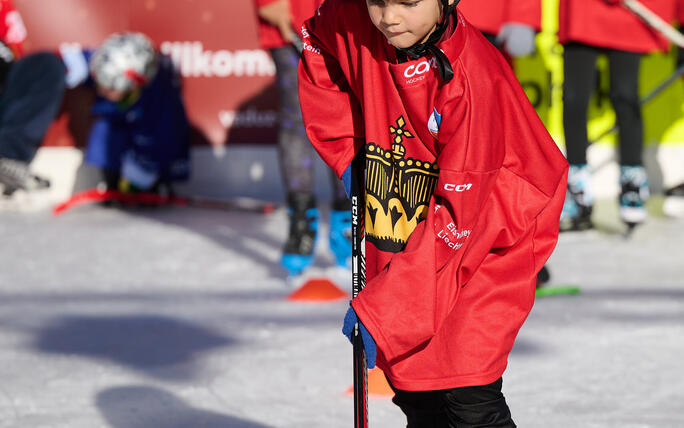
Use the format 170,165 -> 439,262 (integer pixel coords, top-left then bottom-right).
350,151 -> 368,428
590,62 -> 684,143
623,0 -> 684,49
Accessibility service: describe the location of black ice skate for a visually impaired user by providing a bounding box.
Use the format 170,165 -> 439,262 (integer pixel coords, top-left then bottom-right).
619,165 -> 649,232
560,165 -> 593,232
663,182 -> 684,218
280,192 -> 319,276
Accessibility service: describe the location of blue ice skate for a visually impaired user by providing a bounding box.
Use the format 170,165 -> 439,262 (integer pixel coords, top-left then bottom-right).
329,209 -> 352,268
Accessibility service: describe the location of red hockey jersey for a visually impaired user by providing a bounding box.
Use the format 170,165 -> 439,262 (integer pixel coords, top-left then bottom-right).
458,0 -> 541,35
254,0 -> 323,49
558,0 -> 676,53
299,0 -> 567,390
0,0 -> 25,57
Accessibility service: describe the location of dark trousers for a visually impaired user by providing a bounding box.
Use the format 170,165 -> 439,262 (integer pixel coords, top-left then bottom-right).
563,42 -> 643,166
270,46 -> 346,202
390,377 -> 516,428
0,52 -> 66,163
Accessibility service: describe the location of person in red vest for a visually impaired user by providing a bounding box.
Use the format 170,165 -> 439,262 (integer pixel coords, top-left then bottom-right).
459,0 -> 540,58
0,0 -> 65,196
558,0 -> 676,230
299,0 -> 567,425
254,0 -> 351,276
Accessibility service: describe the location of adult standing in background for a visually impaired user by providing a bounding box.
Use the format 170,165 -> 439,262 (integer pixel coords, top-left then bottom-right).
558,0 -> 676,230
254,0 -> 352,276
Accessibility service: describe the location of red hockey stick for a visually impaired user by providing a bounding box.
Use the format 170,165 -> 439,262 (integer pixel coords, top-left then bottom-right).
52,188 -> 275,216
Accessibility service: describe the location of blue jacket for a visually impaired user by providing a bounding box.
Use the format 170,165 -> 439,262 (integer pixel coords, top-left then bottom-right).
83,54 -> 190,185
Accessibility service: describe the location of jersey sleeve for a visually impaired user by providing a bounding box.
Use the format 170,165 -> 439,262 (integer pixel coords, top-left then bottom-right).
297,3 -> 365,178
352,69 -> 567,364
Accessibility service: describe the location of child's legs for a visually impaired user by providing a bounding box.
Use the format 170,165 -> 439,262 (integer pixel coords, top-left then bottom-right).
563,43 -> 599,165
391,378 -> 515,428
271,46 -> 315,196
0,53 -> 66,162
607,49 -> 643,166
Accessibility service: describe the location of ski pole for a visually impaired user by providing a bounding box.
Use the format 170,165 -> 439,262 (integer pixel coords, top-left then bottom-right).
350,151 -> 368,428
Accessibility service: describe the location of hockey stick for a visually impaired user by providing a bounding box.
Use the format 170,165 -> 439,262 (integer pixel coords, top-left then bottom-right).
589,61 -> 684,144
52,188 -> 275,216
350,151 -> 368,428
623,0 -> 684,49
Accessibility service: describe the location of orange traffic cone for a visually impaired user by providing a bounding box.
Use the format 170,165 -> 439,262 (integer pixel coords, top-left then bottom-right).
345,368 -> 394,398
287,277 -> 349,302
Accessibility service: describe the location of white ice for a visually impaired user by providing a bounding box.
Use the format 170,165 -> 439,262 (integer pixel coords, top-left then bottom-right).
0,199 -> 682,427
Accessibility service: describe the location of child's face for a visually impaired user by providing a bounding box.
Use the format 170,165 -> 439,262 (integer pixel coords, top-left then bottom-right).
366,0 -> 447,49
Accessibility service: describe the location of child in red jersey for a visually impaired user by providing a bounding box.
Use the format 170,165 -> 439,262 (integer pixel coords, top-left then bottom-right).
298,0 -> 567,426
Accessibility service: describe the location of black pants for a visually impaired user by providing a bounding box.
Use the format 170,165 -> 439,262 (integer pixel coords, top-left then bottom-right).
0,52 -> 66,162
270,46 -> 346,202
563,42 -> 643,166
390,377 -> 516,428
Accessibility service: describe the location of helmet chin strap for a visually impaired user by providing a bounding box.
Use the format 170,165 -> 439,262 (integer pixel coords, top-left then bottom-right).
397,0 -> 461,82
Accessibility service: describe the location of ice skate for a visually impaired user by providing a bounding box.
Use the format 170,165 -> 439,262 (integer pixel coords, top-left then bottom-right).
0,157 -> 48,196
329,198 -> 352,268
560,164 -> 593,231
662,182 -> 684,219
280,192 -> 318,277
619,165 -> 649,232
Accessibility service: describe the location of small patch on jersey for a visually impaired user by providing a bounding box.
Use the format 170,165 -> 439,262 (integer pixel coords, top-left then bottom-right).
428,108 -> 442,138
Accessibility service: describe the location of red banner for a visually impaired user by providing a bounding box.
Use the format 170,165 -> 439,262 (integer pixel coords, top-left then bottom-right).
15,0 -> 278,147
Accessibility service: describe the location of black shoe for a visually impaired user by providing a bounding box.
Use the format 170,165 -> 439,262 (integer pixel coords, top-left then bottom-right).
536,265 -> 551,288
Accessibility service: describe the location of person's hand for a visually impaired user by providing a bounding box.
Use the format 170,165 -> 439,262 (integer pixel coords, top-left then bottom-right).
496,24 -> 536,58
258,0 -> 295,43
342,305 -> 377,368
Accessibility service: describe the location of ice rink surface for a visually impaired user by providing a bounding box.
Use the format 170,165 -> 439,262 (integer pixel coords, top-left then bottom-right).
0,200 -> 683,428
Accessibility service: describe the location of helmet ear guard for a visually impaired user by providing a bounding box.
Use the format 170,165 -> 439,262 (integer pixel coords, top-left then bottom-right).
90,32 -> 159,93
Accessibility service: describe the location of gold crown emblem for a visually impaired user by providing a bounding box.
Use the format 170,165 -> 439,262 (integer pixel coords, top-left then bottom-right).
364,116 -> 439,253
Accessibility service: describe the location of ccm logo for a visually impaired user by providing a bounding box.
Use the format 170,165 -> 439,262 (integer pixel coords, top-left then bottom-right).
444,183 -> 472,192
404,59 -> 434,78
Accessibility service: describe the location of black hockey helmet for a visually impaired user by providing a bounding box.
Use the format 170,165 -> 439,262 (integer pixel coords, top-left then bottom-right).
397,0 -> 461,82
